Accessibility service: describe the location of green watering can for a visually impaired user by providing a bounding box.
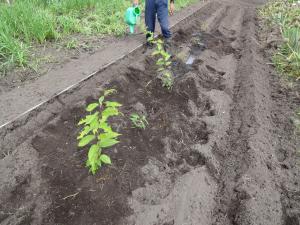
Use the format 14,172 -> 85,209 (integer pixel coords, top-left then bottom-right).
125,6 -> 141,34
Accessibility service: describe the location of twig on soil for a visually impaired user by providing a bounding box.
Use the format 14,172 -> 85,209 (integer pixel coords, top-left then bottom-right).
120,162 -> 127,174
2,150 -> 11,158
145,80 -> 152,87
180,128 -> 184,137
106,199 -> 115,208
54,205 -> 61,210
99,183 -> 104,191
62,192 -> 79,200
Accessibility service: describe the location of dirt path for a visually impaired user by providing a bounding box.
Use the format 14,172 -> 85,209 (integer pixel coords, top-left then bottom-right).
1,0 -> 299,225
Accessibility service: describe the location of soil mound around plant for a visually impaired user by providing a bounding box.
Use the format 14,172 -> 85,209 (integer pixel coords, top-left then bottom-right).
0,0 -> 299,225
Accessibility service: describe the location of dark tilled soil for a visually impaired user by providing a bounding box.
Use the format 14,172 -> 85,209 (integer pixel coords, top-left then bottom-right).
1,0 -> 300,225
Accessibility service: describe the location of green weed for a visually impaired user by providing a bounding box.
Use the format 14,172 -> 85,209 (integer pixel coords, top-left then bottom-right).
77,89 -> 122,174
0,22 -> 29,69
259,0 -> 300,80
130,113 -> 148,129
65,39 -> 79,49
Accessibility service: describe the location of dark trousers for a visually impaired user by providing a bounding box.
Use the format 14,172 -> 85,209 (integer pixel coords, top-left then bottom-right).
145,0 -> 171,39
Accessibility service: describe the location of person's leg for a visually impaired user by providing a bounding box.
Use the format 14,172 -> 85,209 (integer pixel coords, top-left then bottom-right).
145,0 -> 156,40
156,0 -> 171,39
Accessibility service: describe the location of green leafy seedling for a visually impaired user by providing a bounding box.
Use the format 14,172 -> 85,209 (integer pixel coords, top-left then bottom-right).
77,89 -> 121,174
149,33 -> 174,89
138,23 -> 174,89
130,113 -> 148,129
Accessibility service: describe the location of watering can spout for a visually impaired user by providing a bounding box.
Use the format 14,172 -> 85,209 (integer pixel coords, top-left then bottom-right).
125,6 -> 141,34
129,25 -> 135,34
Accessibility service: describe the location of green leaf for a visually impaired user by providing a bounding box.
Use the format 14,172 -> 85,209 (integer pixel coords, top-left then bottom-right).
85,112 -> 99,125
164,54 -> 171,61
100,154 -> 111,164
130,113 -> 139,119
90,119 -> 99,134
156,60 -> 164,66
104,89 -> 117,96
99,137 -> 119,148
102,107 -> 119,119
105,101 -> 122,107
99,131 -> 121,140
162,51 -> 170,59
99,121 -> 112,133
142,116 -> 149,125
78,118 -> 86,125
86,144 -> 101,174
157,43 -> 162,51
152,50 -> 160,56
164,71 -> 172,77
86,103 -> 99,112
78,113 -> 98,125
130,113 -> 149,129
98,96 -> 105,106
77,125 -> 93,140
157,39 -> 163,44
78,135 -> 95,147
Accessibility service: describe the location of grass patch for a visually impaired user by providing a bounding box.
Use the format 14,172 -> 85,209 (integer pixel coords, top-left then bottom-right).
259,0 -> 300,80
0,0 -> 131,71
0,0 -> 198,74
176,0 -> 198,9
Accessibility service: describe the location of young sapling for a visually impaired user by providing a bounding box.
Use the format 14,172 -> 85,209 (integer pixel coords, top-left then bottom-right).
138,23 -> 174,89
77,89 -> 122,174
148,33 -> 174,89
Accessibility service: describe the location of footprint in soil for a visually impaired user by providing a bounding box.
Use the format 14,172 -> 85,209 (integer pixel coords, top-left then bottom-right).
195,65 -> 226,91
189,121 -> 210,145
285,216 -> 299,225
163,220 -> 175,225
192,126 -> 209,144
205,64 -> 226,76
167,148 -> 206,174
184,151 -> 206,167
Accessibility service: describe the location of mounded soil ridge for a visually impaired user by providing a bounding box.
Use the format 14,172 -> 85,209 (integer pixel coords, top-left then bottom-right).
0,0 -> 299,225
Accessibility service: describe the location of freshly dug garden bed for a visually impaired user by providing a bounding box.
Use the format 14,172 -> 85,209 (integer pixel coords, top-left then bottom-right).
1,0 -> 300,225
30,25 -> 232,225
